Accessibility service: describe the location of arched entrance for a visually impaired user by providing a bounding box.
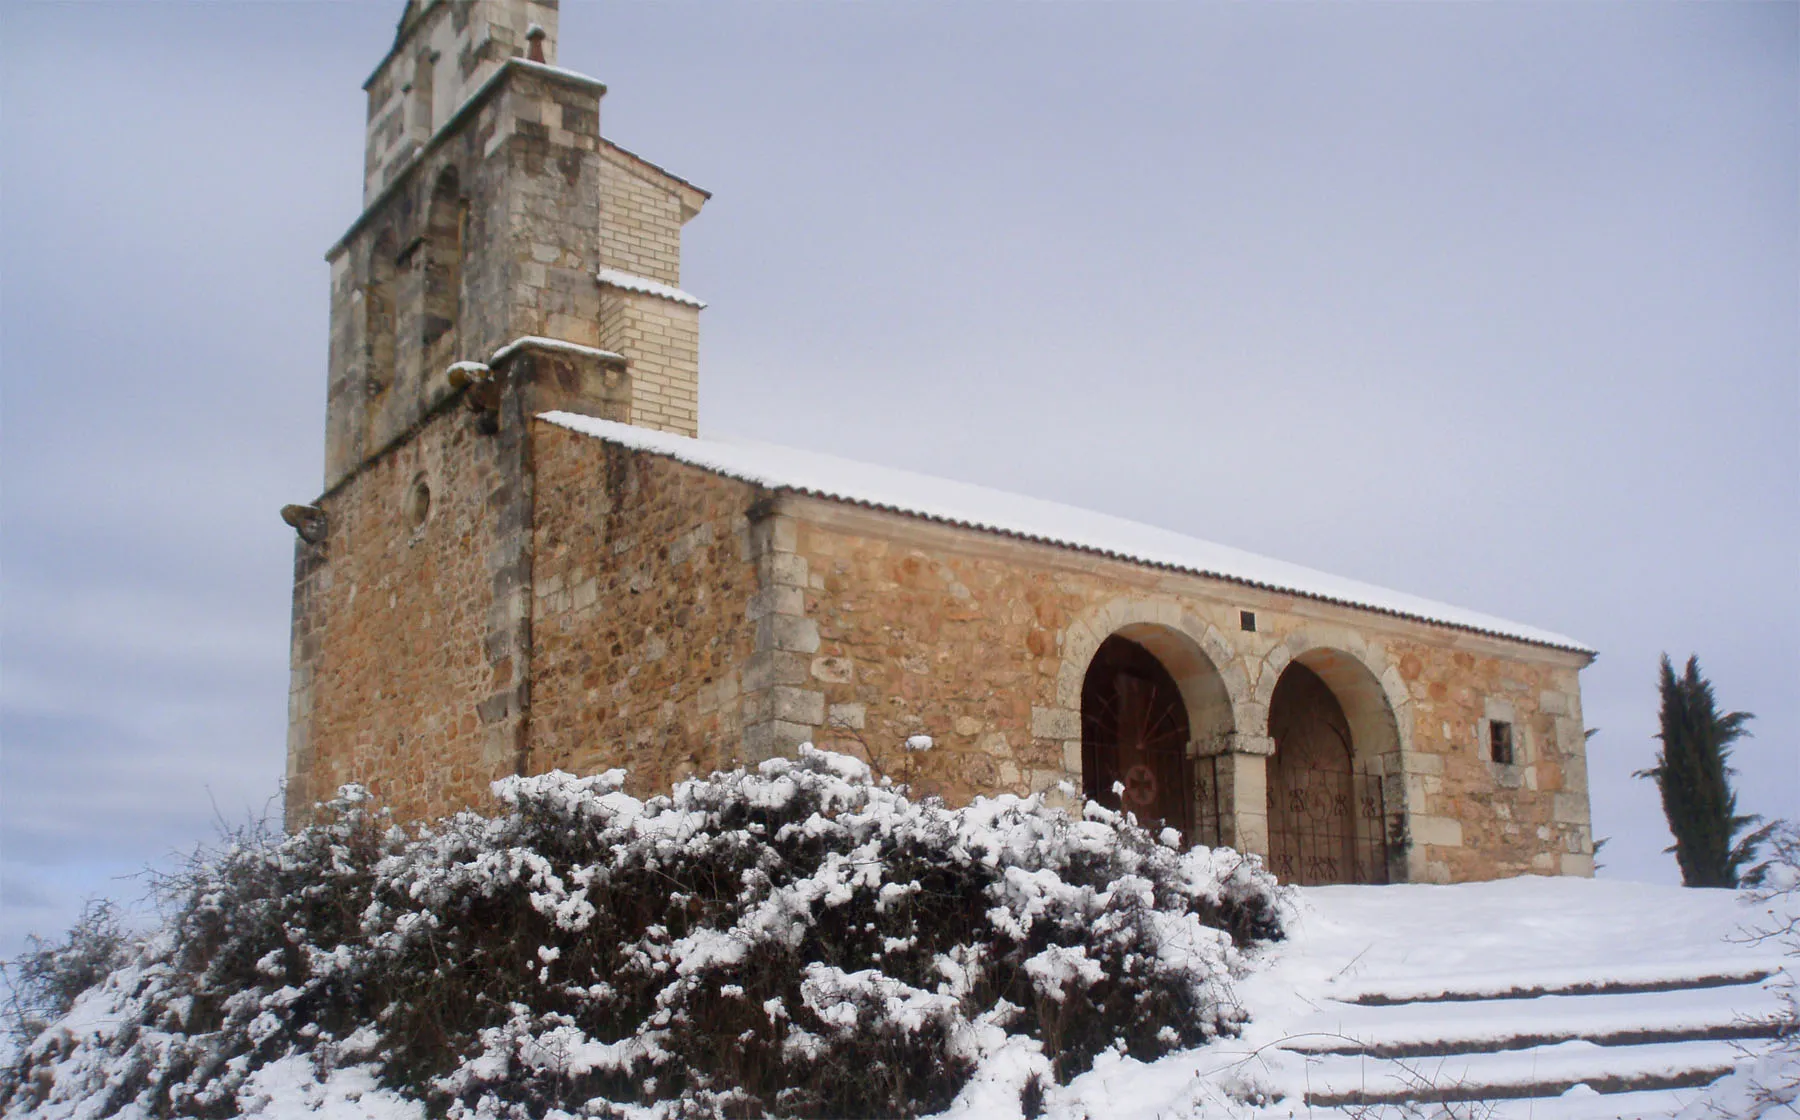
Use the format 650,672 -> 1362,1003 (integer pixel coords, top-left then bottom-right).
1081,634 -> 1193,839
1266,660 -> 1390,885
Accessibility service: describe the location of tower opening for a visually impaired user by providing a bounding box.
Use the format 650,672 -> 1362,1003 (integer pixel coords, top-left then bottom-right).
422,167 -> 465,349
1081,634 -> 1193,840
364,231 -> 397,399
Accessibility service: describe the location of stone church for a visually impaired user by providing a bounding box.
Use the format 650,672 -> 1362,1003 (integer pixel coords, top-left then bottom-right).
284,0 -> 1597,886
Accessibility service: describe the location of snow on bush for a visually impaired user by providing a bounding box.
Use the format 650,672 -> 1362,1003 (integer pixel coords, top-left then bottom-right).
1,747 -> 1282,1119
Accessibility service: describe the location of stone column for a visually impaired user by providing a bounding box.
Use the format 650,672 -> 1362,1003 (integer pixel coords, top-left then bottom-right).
1199,732 -> 1273,860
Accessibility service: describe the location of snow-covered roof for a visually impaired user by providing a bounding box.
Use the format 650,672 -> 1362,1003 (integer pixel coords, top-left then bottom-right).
541,412 -> 1593,654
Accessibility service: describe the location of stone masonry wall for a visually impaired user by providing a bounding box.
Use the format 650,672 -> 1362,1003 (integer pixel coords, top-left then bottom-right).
527,425 -> 760,794
325,62 -> 705,489
772,499 -> 1591,884
327,63 -> 602,488
287,403 -> 520,824
362,0 -> 562,203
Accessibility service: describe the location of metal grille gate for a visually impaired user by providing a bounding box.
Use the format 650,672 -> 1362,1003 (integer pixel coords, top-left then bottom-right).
1190,756 -> 1393,886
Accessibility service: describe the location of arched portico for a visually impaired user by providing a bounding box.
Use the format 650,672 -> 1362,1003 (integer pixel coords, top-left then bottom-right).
1263,647 -> 1405,884
1053,600 -> 1236,846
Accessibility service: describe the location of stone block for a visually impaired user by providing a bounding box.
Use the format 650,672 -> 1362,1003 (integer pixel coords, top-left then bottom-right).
771,686 -> 824,727
1552,792 -> 1590,825
758,613 -> 820,654
743,719 -> 814,763
749,514 -> 798,556
1031,706 -> 1080,740
1058,740 -> 1083,774
1411,815 -> 1464,848
1406,751 -> 1444,776
747,585 -> 804,621
810,656 -> 854,684
1555,717 -> 1586,755
1028,768 -> 1063,794
1561,852 -> 1595,878
758,551 -> 808,588
1234,733 -> 1276,758
743,650 -> 809,692
827,703 -> 866,731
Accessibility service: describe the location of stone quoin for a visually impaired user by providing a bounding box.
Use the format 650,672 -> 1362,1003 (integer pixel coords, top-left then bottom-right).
285,0 -> 1597,886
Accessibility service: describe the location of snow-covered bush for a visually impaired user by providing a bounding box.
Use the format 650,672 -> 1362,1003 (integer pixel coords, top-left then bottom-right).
1,899 -> 126,1048
1,747 -> 1282,1119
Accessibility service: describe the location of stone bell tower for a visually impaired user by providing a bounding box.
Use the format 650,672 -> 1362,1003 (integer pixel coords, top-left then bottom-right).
284,0 -> 711,823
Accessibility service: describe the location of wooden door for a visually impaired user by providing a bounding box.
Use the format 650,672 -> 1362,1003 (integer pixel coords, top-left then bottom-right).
1081,636 -> 1193,840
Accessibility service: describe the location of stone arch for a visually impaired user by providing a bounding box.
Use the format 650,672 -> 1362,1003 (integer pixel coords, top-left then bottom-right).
422,166 -> 465,349
1047,598 -> 1240,842
1261,638 -> 1407,885
1253,634 -> 1412,757
1053,598 -> 1243,736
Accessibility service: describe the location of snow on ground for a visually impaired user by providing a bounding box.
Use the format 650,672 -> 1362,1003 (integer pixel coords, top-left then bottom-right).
977,876 -> 1796,1120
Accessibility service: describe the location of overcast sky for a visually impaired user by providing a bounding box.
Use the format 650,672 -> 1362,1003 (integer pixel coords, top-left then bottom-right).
2,1 -> 1794,956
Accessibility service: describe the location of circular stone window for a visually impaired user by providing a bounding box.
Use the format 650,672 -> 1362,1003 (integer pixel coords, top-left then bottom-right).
404,477 -> 432,532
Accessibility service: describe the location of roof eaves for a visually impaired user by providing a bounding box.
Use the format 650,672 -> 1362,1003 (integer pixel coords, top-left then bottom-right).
537,413 -> 1595,659
767,483 -> 1595,657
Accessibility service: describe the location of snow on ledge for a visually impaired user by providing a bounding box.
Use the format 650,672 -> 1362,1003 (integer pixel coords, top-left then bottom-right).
538,412 -> 1594,654
489,336 -> 625,366
596,268 -> 708,309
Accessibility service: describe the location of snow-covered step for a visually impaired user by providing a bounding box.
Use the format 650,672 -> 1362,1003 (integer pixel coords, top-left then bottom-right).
1301,1084 -> 1716,1120
1327,956 -> 1784,1005
1282,977 -> 1792,1057
1295,1036 -> 1765,1107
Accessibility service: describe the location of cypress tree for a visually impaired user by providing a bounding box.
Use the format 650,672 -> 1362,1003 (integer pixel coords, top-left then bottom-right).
1636,654 -> 1770,888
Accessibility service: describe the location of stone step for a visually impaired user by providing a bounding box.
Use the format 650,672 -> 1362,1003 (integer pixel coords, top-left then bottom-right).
1306,1084 -> 1716,1120
1281,979 -> 1793,1058
1287,1017 -> 1780,1060
1295,1037 -> 1753,1108
1331,961 -> 1779,1006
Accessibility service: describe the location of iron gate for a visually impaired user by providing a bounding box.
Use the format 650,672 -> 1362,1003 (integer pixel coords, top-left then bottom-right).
1191,755 -> 1394,885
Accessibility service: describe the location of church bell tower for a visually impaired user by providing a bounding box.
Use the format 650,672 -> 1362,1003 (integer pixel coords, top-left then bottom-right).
319,0 -> 710,488
285,0 -> 710,823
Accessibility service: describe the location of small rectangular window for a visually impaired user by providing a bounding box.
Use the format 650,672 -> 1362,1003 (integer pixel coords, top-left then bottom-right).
1489,720 -> 1515,765
1240,610 -> 1257,633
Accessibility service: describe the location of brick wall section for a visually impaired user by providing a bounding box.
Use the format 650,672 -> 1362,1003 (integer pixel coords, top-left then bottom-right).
527,426 -> 760,794
597,148 -> 686,285
286,404 -> 520,824
598,288 -> 700,436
